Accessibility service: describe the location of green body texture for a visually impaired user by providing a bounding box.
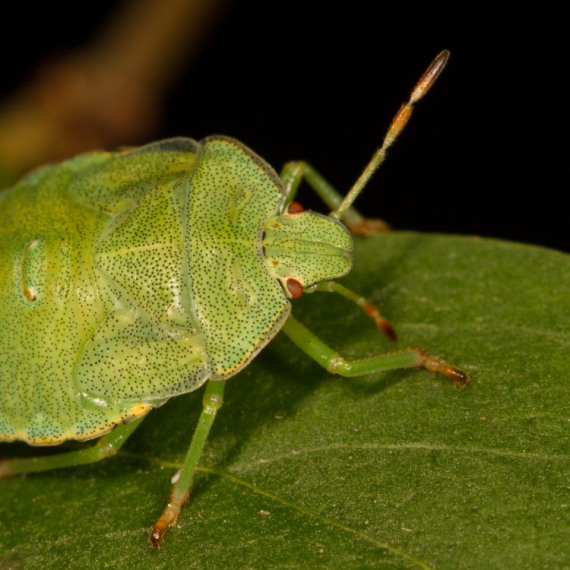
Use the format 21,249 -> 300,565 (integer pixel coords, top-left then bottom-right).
0,136 -> 351,446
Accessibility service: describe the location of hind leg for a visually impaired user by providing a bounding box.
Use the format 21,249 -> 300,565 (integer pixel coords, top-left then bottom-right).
0,417 -> 145,476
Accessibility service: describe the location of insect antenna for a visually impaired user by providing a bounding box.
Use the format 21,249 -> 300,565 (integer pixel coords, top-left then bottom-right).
331,50 -> 450,220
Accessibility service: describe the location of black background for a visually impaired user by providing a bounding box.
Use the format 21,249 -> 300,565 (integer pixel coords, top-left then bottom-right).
1,2 -> 567,252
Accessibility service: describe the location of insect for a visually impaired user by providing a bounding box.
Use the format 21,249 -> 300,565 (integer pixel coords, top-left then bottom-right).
0,50 -> 467,548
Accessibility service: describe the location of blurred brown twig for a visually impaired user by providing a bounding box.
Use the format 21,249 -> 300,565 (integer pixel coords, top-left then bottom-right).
0,0 -> 229,187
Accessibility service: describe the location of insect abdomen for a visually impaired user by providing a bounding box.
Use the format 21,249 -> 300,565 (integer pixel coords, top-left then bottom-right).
0,163 -> 116,444
0,140 -> 209,444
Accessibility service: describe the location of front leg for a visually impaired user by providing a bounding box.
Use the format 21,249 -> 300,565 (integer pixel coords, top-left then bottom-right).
281,315 -> 468,387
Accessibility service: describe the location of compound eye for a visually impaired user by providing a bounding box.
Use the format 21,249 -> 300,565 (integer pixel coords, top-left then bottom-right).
285,202 -> 304,215
285,278 -> 303,299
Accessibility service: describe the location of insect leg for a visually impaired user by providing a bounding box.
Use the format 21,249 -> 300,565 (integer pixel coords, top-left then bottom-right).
279,160 -> 389,235
281,315 -> 468,388
0,417 -> 145,477
149,379 -> 225,549
310,281 -> 397,342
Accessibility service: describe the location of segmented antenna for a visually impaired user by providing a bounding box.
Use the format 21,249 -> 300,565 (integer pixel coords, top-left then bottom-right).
331,50 -> 450,220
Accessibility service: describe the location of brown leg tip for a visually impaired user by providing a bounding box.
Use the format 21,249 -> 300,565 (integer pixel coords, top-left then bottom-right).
149,495 -> 185,548
423,355 -> 470,388
377,318 -> 398,343
364,304 -> 398,342
445,366 -> 470,389
149,527 -> 165,549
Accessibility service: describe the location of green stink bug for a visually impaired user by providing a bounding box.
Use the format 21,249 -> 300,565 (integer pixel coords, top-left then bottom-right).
0,51 -> 467,547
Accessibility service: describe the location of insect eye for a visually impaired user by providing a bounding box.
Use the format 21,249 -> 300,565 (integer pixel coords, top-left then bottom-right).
285,278 -> 304,299
285,202 -> 304,215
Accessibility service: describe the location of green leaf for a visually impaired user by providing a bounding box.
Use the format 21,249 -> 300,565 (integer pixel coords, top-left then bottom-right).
1,232 -> 569,569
